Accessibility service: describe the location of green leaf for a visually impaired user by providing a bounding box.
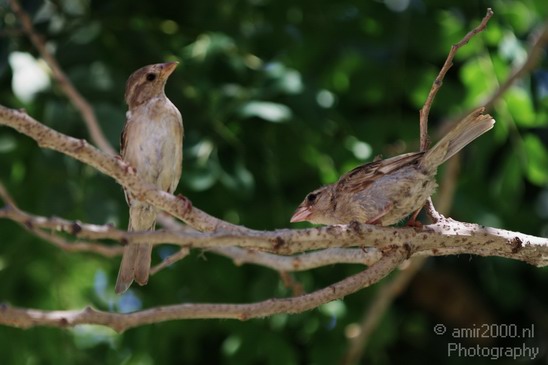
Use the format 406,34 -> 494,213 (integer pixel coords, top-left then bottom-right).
505,87 -> 540,127
500,2 -> 535,33
460,56 -> 496,105
240,101 -> 292,122
483,22 -> 504,46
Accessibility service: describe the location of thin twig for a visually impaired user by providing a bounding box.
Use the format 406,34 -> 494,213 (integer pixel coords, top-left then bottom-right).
0,205 -> 123,257
26,225 -> 123,257
8,0 -> 116,155
150,248 -> 190,275
0,248 -> 408,331
0,181 -> 123,256
419,8 -> 494,151
483,23 -> 548,111
340,257 -> 425,365
0,189 -> 126,241
0,181 -> 16,206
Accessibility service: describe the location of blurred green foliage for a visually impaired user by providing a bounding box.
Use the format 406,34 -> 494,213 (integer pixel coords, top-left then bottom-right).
0,0 -> 547,364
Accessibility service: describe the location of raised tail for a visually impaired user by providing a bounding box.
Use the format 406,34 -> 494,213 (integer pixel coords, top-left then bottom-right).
115,204 -> 156,294
422,107 -> 495,171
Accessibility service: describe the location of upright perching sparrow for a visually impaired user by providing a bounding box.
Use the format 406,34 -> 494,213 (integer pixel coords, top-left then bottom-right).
291,108 -> 495,226
115,62 -> 183,294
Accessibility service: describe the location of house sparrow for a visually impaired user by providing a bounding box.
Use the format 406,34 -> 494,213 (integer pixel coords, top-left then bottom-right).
291,108 -> 495,226
115,62 -> 183,294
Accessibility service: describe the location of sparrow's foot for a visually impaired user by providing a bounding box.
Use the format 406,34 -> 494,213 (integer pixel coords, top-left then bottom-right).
115,155 -> 136,174
406,208 -> 423,227
176,194 -> 193,215
406,219 -> 423,228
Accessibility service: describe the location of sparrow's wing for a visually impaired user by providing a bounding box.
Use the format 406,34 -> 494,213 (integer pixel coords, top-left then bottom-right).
336,152 -> 424,194
120,116 -> 130,159
120,110 -> 132,160
120,118 -> 133,204
164,108 -> 183,194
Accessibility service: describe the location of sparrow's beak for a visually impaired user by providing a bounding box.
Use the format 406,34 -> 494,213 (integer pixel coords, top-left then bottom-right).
160,61 -> 179,78
290,205 -> 312,223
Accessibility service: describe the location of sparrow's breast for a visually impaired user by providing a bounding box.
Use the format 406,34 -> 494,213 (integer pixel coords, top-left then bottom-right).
123,97 -> 183,192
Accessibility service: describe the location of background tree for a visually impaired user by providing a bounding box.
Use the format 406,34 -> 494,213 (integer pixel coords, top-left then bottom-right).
0,0 -> 547,364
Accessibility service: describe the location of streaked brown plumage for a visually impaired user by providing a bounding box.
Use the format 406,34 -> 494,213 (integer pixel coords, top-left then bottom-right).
115,62 -> 183,294
291,108 -> 495,226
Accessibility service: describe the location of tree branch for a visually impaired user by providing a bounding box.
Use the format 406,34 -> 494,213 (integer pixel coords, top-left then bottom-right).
0,105 -> 237,233
8,0 -> 116,155
0,106 -> 547,267
483,22 -> 548,111
0,247 -> 408,331
340,257 -> 424,365
0,189 -> 123,241
0,181 -> 383,270
1,168 -> 547,267
0,182 -> 123,257
0,105 -> 545,276
209,247 -> 382,271
419,8 -> 494,150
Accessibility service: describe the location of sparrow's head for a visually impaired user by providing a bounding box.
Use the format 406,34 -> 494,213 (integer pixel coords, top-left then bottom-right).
290,185 -> 335,224
125,62 -> 178,108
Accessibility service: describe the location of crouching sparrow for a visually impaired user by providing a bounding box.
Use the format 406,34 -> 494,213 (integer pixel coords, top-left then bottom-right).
115,62 -> 183,294
291,108 -> 495,226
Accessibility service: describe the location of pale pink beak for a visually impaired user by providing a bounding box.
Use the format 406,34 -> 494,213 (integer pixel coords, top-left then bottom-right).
160,61 -> 179,77
290,206 -> 312,223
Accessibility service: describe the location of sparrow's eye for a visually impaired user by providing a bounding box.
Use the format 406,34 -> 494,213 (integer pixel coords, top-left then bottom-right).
146,73 -> 157,81
306,193 -> 317,204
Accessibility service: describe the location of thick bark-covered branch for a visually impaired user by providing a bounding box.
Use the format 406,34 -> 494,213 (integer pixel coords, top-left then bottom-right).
0,105 -> 238,233
0,181 -> 383,270
1,175 -> 547,266
0,105 -> 547,268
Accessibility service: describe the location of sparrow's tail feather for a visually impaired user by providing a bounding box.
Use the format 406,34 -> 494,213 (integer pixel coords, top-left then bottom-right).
115,204 -> 156,294
422,108 -> 495,172
115,244 -> 139,294
134,243 -> 153,285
